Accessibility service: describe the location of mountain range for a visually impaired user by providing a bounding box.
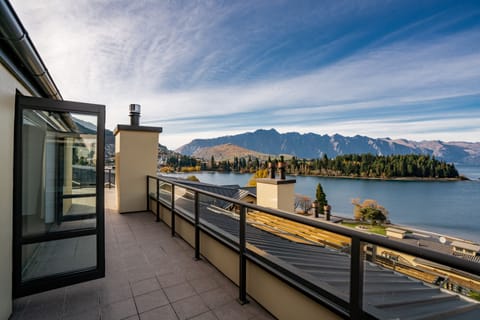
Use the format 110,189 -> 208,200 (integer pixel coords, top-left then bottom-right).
176,129 -> 480,165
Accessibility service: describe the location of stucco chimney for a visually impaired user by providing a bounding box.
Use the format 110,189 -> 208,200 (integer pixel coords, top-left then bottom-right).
256,160 -> 296,213
114,105 -> 162,213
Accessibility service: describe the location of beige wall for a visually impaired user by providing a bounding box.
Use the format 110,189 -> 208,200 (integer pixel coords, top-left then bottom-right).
257,179 -> 296,213
115,130 -> 159,213
151,202 -> 341,320
0,63 -> 30,319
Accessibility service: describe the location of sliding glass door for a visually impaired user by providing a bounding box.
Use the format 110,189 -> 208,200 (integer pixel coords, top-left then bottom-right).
13,94 -> 105,297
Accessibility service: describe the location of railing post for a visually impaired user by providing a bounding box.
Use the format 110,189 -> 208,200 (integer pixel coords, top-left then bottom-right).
171,184 -> 175,237
238,205 -> 248,305
146,176 -> 150,212
350,237 -> 364,320
156,178 -> 160,222
194,191 -> 200,260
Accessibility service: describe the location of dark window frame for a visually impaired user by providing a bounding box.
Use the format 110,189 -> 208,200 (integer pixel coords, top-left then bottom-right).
13,93 -> 105,298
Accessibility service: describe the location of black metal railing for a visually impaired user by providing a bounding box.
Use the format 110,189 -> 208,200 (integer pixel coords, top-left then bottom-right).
104,167 -> 115,188
146,175 -> 480,319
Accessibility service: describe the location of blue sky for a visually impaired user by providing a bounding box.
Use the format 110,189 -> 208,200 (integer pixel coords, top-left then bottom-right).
12,0 -> 480,149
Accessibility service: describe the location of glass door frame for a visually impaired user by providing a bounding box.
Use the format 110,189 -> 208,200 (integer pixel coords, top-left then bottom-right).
13,93 -> 105,298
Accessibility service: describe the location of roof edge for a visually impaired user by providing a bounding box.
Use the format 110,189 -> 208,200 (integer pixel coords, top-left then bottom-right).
0,0 -> 62,100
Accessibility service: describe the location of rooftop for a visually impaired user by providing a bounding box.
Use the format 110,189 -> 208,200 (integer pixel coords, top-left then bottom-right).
11,188 -> 274,320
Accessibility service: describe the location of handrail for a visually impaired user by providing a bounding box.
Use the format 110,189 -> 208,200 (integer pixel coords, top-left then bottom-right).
104,167 -> 115,188
147,174 -> 480,319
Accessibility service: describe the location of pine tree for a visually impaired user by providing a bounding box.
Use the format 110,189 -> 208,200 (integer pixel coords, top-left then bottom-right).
315,183 -> 328,215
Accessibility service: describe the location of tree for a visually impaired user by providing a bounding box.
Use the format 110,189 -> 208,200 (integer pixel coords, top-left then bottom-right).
361,207 -> 387,225
315,183 -> 328,215
351,198 -> 363,221
246,168 -> 268,187
352,198 -> 388,224
210,155 -> 216,169
295,194 -> 312,214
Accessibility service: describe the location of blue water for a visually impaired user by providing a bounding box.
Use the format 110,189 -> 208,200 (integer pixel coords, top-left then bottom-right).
166,165 -> 480,243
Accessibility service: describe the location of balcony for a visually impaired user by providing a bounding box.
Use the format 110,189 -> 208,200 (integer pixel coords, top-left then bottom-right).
11,188 -> 275,320
11,175 -> 480,320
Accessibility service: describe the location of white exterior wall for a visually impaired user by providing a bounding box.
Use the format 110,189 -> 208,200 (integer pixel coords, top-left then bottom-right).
256,179 -> 296,213
0,62 -> 30,319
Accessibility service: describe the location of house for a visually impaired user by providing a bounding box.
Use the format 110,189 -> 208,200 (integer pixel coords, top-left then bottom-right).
451,241 -> 480,257
385,227 -> 407,239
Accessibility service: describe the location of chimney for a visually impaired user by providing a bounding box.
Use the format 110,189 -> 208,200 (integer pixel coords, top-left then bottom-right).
256,158 -> 296,213
268,161 -> 276,179
129,104 -> 141,126
278,161 -> 286,180
324,204 -> 331,221
114,104 -> 162,213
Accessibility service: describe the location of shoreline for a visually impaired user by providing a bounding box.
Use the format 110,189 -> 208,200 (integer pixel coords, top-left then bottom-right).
167,170 -> 467,182
333,214 -> 479,245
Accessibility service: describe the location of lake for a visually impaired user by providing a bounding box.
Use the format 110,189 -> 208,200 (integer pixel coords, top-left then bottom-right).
165,164 -> 480,243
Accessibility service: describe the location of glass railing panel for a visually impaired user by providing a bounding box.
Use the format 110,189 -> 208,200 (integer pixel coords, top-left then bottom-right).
147,177 -> 157,200
159,181 -> 172,203
361,239 -> 480,319
197,195 -> 239,240
245,208 -> 352,306
174,186 -> 194,217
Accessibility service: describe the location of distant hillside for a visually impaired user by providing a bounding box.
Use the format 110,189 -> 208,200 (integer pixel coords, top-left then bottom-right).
192,143 -> 276,161
176,129 -> 480,164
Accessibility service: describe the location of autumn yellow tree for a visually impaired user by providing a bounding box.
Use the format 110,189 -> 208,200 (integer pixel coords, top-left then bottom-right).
351,198 -> 388,224
246,168 -> 268,187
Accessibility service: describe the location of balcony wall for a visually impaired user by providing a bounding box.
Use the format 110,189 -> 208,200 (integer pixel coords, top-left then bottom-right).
151,199 -> 341,320
0,62 -> 33,319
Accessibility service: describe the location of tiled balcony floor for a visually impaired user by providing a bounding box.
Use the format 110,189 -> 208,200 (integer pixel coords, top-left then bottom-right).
12,189 -> 275,320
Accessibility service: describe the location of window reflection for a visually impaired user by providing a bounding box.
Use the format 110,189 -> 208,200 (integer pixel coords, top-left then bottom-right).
22,110 -> 98,237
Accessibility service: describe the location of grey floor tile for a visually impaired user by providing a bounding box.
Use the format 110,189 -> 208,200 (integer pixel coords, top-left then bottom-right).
126,265 -> 157,283
189,311 -> 219,320
189,277 -> 220,294
100,283 -> 133,306
154,262 -> 178,277
172,295 -> 209,320
64,286 -> 100,316
156,271 -> 187,288
102,298 -> 137,320
21,304 -> 63,320
27,287 -> 65,310
134,289 -> 169,314
62,308 -> 101,320
164,282 -> 197,303
131,277 -> 161,296
199,287 -> 235,310
139,304 -> 178,320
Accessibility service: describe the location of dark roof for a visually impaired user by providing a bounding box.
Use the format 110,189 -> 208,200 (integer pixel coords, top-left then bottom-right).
161,176 -> 256,209
156,181 -> 480,319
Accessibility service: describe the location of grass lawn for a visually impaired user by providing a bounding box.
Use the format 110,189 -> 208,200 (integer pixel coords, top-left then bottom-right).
341,222 -> 387,236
